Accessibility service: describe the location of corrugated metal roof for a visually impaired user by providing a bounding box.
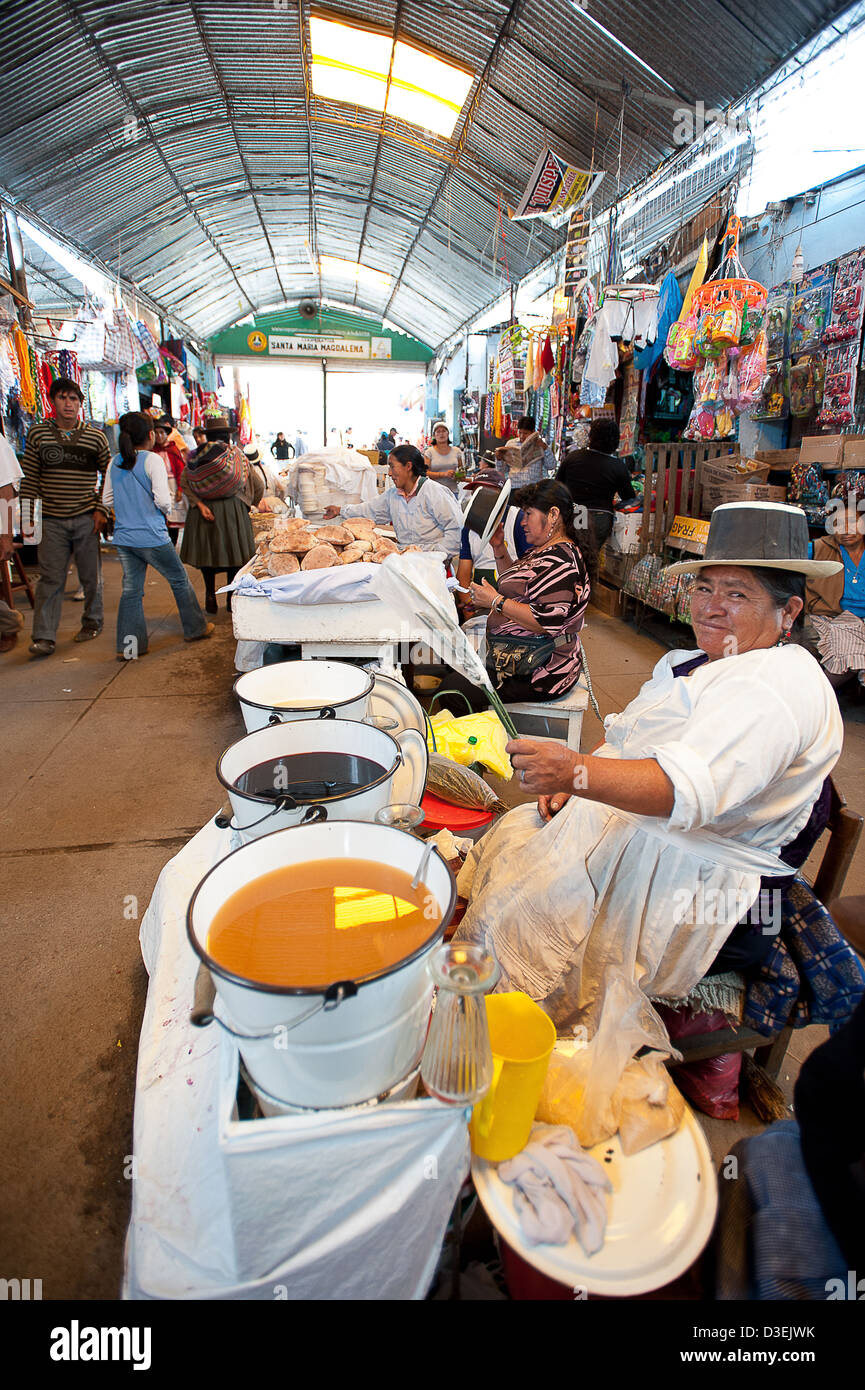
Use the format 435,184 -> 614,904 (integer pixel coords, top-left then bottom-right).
0,0 -> 855,348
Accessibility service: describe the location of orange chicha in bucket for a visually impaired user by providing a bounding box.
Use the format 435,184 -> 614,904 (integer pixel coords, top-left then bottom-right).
206,860 -> 434,988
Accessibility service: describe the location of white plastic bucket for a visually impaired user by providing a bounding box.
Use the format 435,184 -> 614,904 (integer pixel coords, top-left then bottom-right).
217,717 -> 427,842
234,659 -> 374,733
187,820 -> 456,1109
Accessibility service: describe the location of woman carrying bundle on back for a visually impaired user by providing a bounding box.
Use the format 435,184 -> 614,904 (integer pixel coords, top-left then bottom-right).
103,413 -> 214,661
179,440 -> 257,612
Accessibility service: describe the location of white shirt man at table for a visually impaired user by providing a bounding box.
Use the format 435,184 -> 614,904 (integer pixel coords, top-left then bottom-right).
324,444 -> 463,559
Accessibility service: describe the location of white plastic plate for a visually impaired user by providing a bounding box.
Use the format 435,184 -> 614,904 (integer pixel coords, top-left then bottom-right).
471,1103 -> 717,1296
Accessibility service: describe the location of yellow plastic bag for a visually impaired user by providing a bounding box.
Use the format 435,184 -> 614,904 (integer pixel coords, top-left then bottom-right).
426,709 -> 513,781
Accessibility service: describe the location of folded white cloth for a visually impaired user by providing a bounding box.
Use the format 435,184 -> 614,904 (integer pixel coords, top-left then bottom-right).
498,1124 -> 611,1251
222,564 -> 380,603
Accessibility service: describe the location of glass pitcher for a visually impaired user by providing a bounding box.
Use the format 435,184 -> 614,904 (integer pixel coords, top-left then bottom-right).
421,942 -> 499,1105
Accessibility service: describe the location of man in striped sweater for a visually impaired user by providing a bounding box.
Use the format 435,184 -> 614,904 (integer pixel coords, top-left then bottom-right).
20,378 -> 111,656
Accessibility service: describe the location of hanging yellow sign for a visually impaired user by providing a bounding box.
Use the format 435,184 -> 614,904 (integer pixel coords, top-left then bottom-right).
667,515 -> 710,552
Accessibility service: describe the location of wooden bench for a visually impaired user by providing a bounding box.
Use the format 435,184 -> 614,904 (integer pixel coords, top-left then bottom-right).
667,777 -> 863,1081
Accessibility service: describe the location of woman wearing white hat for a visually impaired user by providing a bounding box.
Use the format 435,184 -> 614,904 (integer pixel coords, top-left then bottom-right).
455,503 -> 846,1066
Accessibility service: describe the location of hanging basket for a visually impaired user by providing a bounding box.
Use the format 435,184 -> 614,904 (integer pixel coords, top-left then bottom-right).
691,217 -> 767,316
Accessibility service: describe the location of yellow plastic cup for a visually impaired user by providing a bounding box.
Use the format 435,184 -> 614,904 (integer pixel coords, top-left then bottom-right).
470,992 -> 557,1162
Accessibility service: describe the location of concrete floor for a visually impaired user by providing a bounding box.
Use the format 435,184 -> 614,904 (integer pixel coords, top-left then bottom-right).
2,559 -> 864,1299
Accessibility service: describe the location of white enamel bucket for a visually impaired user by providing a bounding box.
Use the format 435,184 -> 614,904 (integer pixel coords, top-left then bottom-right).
216,717 -> 427,841
233,659 -> 375,733
187,820 -> 455,1109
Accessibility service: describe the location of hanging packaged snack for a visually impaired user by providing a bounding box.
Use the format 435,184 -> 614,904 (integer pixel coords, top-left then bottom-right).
664,311 -> 699,370
623,553 -> 662,602
711,302 -> 742,348
676,573 -> 697,627
734,329 -> 769,411
684,216 -> 766,438
695,310 -> 725,358
646,566 -> 681,618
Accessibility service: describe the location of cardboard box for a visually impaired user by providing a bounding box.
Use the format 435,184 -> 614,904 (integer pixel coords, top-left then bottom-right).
842,437 -> 865,470
800,434 -> 845,466
600,550 -> 632,588
699,459 -> 772,517
753,448 -> 800,470
715,482 -> 788,507
589,578 -> 621,616
607,511 -> 642,554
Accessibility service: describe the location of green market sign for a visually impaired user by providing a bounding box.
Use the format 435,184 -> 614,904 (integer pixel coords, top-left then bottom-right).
209,307 -> 433,363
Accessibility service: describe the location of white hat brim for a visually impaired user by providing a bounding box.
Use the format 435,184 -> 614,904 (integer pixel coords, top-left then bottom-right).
664,557 -> 843,578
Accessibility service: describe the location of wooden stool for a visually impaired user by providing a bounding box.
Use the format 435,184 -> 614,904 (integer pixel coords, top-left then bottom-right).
1,545 -> 35,610
505,681 -> 589,750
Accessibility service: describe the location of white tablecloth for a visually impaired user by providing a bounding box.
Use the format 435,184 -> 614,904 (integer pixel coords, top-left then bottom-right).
123,818 -> 470,1300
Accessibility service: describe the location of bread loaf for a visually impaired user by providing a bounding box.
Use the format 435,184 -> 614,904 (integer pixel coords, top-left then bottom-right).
267,552 -> 300,576
285,531 -> 318,554
338,541 -> 373,564
314,524 -> 352,545
301,543 -> 340,570
344,519 -> 376,539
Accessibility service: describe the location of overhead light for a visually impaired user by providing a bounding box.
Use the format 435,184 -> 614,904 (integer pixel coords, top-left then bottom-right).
319,254 -> 392,290
310,14 -> 474,139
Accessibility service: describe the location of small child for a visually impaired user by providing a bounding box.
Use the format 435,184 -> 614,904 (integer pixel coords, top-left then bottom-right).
153,422 -> 188,546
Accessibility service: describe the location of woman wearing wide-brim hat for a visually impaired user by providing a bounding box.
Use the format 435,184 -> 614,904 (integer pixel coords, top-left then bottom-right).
454,502 -> 846,1045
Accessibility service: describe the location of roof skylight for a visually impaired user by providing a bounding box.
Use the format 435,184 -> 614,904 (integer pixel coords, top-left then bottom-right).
310,14 -> 475,139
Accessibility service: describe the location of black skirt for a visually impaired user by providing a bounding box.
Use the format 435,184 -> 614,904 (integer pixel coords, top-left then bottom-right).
180,496 -> 255,569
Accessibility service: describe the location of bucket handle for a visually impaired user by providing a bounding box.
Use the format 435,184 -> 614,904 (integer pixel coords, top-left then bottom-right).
190,968 -> 358,1036
215,802 -> 327,832
268,706 -> 336,725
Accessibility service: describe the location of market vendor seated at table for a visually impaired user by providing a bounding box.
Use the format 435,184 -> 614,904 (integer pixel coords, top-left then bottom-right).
455,502 -> 844,1038
323,444 -> 463,558
804,474 -> 865,692
445,481 -> 591,708
454,474 -> 531,611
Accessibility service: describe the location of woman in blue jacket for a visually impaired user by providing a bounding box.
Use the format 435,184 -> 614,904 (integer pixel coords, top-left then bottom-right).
103,413 -> 213,660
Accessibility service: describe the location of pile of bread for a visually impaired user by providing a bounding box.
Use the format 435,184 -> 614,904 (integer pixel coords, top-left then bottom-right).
249,511 -> 418,578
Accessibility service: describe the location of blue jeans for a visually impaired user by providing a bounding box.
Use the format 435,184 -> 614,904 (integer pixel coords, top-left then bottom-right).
117,543 -> 207,655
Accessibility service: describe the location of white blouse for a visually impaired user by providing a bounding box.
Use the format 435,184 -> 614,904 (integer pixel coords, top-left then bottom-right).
456,644 -> 843,1027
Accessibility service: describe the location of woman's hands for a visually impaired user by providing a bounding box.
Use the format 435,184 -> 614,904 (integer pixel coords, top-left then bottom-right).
538,791 -> 573,822
198,501 -> 215,522
469,577 -> 499,611
507,738 -> 580,796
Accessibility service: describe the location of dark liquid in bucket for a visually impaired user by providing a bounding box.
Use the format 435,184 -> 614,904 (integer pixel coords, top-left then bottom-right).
235,752 -> 385,802
206,859 -> 436,987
